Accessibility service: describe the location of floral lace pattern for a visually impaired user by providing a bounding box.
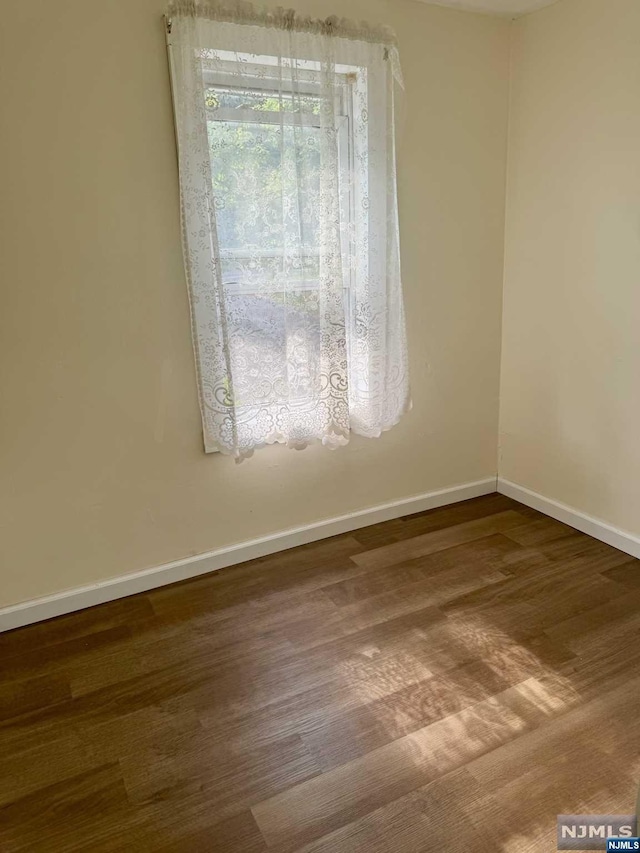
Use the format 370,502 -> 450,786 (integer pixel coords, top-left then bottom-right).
168,2 -> 410,459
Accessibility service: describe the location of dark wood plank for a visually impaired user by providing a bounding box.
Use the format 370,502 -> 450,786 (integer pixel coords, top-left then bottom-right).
1,625 -> 133,682
155,812 -> 267,853
502,516 -> 576,546
0,596 -> 153,658
602,559 -> 640,588
0,674 -> 71,721
350,511 -> 525,570
0,764 -> 131,853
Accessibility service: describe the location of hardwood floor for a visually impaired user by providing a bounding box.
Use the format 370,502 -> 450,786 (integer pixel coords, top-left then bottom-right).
1,493 -> 639,852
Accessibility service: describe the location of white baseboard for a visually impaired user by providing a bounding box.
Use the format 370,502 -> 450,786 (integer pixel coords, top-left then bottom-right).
498,478 -> 640,560
0,477 -> 497,633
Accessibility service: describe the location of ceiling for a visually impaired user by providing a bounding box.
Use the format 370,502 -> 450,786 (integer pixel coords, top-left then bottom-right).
417,0 -> 560,17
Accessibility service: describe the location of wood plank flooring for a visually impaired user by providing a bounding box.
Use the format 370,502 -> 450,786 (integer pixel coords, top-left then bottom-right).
1,493 -> 639,852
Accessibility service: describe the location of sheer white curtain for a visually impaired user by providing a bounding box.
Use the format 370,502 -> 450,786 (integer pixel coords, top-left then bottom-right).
167,0 -> 410,459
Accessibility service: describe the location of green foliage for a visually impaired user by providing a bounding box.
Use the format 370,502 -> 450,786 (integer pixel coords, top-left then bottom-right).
251,95 -> 321,115
206,86 -> 322,268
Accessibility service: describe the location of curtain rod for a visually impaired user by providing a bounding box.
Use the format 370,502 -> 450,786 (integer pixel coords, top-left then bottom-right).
164,2 -> 397,45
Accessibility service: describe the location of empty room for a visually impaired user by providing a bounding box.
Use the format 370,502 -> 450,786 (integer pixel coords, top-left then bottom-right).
1,0 -> 639,850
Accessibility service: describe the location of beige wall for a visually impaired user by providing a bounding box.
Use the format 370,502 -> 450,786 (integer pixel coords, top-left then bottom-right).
0,0 -> 510,607
500,0 -> 640,534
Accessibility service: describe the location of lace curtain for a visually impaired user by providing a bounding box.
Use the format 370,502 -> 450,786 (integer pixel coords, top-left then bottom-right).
167,0 -> 410,459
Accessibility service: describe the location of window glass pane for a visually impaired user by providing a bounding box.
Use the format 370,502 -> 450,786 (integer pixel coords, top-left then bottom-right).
206,93 -> 321,290
206,85 -> 322,115
207,119 -> 321,288
206,85 -> 325,406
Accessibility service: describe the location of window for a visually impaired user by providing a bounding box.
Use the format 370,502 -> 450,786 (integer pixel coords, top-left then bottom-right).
167,4 -> 409,459
204,58 -> 354,410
